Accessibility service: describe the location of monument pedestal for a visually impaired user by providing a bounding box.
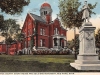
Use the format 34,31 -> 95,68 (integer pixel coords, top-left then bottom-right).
70,22 -> 100,70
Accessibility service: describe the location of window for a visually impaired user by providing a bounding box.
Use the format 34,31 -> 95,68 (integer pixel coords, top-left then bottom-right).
40,28 -> 45,35
54,29 -> 56,35
40,39 -> 42,47
45,11 -> 47,14
33,28 -> 36,34
61,34 -> 63,36
40,39 -> 45,47
54,28 -> 58,35
56,28 -> 57,34
58,31 -> 59,35
43,39 -> 45,46
43,29 -> 45,35
40,28 -> 42,35
44,11 -> 47,15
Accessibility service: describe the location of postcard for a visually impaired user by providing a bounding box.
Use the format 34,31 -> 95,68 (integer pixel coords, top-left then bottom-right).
0,0 -> 100,74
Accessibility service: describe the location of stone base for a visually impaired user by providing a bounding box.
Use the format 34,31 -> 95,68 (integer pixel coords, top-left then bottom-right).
70,54 -> 100,70
70,63 -> 100,70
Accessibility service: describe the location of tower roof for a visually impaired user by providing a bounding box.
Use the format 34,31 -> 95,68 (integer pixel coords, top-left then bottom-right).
41,2 -> 51,8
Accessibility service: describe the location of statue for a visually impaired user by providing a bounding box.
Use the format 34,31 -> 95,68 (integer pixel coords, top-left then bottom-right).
82,1 -> 90,22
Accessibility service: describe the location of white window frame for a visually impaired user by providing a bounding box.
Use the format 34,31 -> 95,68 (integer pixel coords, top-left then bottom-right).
40,28 -> 42,35
40,39 -> 43,47
43,29 -> 45,35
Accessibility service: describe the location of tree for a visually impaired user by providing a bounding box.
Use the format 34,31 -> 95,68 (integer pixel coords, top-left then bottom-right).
74,34 -> 79,54
0,0 -> 30,15
59,0 -> 97,59
1,19 -> 21,44
0,15 -> 5,31
59,0 -> 97,29
95,29 -> 100,54
0,0 -> 30,31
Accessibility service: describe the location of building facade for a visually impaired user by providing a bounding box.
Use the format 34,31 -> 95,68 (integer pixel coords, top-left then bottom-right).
21,2 -> 67,51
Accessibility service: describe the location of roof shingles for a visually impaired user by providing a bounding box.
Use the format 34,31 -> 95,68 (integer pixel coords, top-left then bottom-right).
30,13 -> 46,23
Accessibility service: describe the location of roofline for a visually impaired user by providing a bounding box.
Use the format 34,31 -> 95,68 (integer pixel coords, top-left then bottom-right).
28,13 -> 35,21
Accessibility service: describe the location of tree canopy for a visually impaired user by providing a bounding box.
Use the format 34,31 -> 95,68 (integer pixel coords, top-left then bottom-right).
0,0 -> 30,30
58,0 -> 97,29
1,19 -> 21,44
95,29 -> 100,49
0,0 -> 30,15
0,0 -> 30,43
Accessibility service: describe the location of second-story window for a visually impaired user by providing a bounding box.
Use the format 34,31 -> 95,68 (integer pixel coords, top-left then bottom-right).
54,28 -> 59,35
40,28 -> 42,35
40,28 -> 45,35
43,29 -> 45,35
56,28 -> 58,34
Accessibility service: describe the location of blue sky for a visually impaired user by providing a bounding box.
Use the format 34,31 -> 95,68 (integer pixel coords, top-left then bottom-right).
0,0 -> 100,41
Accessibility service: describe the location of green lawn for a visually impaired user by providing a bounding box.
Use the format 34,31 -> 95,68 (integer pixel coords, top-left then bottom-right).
0,55 -> 99,72
0,55 -> 75,63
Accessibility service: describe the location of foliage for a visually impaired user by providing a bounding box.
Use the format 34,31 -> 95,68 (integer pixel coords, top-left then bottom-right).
14,32 -> 25,42
0,15 -> 5,31
0,0 -> 30,31
1,19 -> 21,44
58,0 -> 97,29
67,40 -> 74,50
95,29 -> 100,49
67,34 -> 79,51
74,34 -> 79,53
0,0 -> 30,15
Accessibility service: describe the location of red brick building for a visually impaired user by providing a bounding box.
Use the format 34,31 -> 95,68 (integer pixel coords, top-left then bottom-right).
21,2 -> 67,51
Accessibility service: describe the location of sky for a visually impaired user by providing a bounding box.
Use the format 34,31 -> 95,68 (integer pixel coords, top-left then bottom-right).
0,0 -> 100,41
